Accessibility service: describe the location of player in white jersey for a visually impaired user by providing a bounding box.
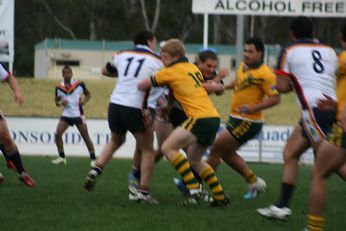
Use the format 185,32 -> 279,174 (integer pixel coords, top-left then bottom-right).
0,63 -> 36,187
258,16 -> 346,220
51,65 -> 96,167
84,31 -> 163,204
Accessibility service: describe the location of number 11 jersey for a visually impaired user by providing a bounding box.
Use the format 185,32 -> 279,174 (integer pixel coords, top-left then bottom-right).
108,45 -> 164,109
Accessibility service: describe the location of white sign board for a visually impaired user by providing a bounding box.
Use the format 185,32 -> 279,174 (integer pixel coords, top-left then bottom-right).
192,0 -> 346,17
0,0 -> 14,62
6,117 -> 313,164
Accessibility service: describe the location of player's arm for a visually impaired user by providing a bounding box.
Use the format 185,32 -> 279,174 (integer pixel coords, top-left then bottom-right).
224,79 -> 236,90
213,68 -> 229,83
138,77 -> 153,91
80,89 -> 91,106
237,94 -> 280,114
101,62 -> 118,78
55,95 -> 62,107
275,74 -> 292,93
203,80 -> 224,95
6,74 -> 24,105
55,87 -> 69,107
317,94 -> 336,111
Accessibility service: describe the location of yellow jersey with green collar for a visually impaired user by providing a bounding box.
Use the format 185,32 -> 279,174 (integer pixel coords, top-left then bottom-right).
231,61 -> 278,121
151,58 -> 219,119
336,50 -> 346,117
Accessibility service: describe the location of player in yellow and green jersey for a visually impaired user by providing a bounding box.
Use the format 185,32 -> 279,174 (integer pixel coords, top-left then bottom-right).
138,39 -> 229,206
207,38 -> 280,199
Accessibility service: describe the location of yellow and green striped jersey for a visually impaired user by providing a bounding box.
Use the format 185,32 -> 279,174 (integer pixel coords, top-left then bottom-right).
151,58 -> 219,119
231,62 -> 279,121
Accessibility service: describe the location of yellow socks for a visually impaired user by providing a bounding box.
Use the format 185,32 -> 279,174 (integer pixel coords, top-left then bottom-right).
244,169 -> 257,184
201,166 -> 225,201
170,152 -> 199,190
307,214 -> 325,231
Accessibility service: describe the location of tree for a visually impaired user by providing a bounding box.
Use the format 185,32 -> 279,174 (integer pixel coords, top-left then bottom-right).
139,0 -> 160,33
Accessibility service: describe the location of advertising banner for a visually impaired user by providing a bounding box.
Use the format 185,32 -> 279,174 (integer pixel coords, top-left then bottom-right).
7,117 -> 314,164
192,0 -> 346,17
0,0 -> 14,62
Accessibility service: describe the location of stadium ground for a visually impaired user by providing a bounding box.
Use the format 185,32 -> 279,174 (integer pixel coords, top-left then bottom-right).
0,156 -> 344,231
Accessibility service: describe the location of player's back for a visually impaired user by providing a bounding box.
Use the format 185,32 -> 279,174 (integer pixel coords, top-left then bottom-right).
279,41 -> 337,108
155,60 -> 219,119
110,48 -> 163,109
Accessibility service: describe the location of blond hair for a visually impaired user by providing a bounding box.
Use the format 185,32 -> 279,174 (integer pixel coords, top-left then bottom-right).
160,39 -> 185,58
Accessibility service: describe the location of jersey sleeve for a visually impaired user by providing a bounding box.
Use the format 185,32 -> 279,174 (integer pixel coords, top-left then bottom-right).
0,63 -> 10,82
79,82 -> 87,92
55,86 -> 59,97
262,68 -> 279,96
151,68 -> 170,87
275,46 -> 292,78
108,53 -> 119,71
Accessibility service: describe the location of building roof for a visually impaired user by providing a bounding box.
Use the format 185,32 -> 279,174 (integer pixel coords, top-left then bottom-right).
35,38 -> 238,54
35,38 -> 281,56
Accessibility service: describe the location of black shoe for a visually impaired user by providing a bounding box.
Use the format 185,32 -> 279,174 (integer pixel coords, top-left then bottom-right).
209,195 -> 230,207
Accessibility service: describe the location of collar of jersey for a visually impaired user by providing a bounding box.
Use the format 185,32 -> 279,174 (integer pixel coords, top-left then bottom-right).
243,61 -> 263,70
134,45 -> 160,59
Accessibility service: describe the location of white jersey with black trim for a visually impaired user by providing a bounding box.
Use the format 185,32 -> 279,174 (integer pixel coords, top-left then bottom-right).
276,39 -> 337,109
109,45 -> 164,109
0,63 -> 10,82
55,79 -> 87,117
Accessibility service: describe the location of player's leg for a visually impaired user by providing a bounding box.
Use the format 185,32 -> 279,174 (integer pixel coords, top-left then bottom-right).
161,127 -> 200,192
154,119 -> 173,162
76,120 -> 96,165
128,119 -> 173,187
0,117 -> 35,187
0,143 -> 16,170
335,159 -> 346,181
278,126 -> 310,207
52,118 -> 70,165
187,141 -> 228,206
133,129 -> 157,204
84,132 -> 126,192
257,125 -> 309,219
84,103 -> 127,191
213,117 -> 265,198
306,139 -> 346,231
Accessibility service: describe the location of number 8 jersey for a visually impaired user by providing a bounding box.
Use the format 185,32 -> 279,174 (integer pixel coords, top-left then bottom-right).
108,44 -> 164,109
276,39 -> 337,110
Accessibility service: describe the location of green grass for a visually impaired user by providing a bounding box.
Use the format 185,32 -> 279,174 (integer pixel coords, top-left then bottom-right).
0,78 -> 299,124
0,156 -> 344,231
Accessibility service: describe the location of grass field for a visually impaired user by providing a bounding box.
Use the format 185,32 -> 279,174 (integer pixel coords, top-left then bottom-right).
0,78 -> 300,125
0,156 -> 344,231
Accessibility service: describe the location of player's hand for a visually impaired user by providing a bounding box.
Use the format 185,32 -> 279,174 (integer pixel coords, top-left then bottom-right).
155,106 -> 169,122
317,94 -> 336,111
79,98 -> 86,106
14,93 -> 24,106
218,68 -> 229,79
62,100 -> 69,106
141,107 -> 154,128
237,105 -> 253,114
203,80 -> 221,93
